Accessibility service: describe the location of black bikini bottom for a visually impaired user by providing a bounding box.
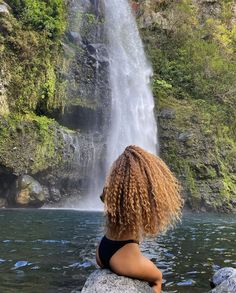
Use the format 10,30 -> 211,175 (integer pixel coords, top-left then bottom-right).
98,235 -> 138,269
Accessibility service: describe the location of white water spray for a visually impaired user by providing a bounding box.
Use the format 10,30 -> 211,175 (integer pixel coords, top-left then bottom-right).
104,0 -> 158,170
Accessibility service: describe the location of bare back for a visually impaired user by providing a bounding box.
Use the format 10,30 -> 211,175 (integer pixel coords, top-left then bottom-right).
96,237 -> 162,293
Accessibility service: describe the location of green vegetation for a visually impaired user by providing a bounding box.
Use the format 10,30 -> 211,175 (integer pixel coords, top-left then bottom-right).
0,113 -> 66,174
145,1 -> 236,104
0,0 -> 69,174
6,0 -> 66,38
1,0 -> 236,210
139,0 -> 236,211
0,0 -> 66,114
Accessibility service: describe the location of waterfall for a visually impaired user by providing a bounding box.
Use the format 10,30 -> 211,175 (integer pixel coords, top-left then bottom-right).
104,0 -> 158,170
63,0 -> 158,210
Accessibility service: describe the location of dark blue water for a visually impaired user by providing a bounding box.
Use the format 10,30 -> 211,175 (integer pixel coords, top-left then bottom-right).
0,210 -> 235,293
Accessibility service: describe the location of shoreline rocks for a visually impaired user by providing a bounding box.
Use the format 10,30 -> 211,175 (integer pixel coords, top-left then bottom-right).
210,267 -> 236,293
16,175 -> 45,207
0,197 -> 7,208
80,267 -> 236,293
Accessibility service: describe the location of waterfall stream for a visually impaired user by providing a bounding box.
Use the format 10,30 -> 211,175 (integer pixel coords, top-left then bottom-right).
104,0 -> 158,170
73,0 -> 158,210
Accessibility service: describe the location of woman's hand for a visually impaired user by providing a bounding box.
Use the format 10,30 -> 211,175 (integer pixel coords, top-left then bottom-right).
151,280 -> 162,293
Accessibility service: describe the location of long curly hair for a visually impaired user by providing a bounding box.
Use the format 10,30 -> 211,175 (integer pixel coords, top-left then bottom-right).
101,145 -> 183,240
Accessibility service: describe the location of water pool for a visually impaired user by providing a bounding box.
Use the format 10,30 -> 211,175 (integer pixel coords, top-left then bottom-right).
0,210 -> 235,293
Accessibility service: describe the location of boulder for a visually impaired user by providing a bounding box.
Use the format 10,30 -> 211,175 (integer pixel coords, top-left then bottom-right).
0,2 -> 10,15
86,43 -> 109,65
16,175 -> 45,207
0,197 -> 7,208
210,267 -> 236,293
81,269 -> 170,293
67,31 -> 84,46
158,108 -> 176,120
81,269 -> 153,293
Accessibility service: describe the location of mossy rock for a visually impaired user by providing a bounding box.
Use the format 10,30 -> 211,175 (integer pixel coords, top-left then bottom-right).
0,113 -> 75,174
16,175 -> 45,207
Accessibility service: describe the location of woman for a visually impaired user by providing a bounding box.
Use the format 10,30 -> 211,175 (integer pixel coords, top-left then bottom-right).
96,145 -> 183,293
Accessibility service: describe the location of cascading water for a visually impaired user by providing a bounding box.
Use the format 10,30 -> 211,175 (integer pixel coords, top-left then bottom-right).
65,0 -> 158,210
104,0 -> 158,170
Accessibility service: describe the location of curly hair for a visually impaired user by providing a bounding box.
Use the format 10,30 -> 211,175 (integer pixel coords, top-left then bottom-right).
101,145 -> 183,240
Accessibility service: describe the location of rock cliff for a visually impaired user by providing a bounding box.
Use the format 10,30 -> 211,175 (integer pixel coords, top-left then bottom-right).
0,0 -> 109,207
132,0 -> 236,212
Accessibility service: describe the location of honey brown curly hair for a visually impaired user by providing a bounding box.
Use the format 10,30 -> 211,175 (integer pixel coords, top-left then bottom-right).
101,145 -> 183,240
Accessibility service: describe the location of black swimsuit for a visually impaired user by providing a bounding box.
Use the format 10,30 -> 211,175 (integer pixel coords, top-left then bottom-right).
98,235 -> 139,269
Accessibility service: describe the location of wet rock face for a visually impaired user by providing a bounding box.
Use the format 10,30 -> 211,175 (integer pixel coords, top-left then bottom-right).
157,104 -> 233,212
61,0 -> 111,134
210,267 -> 236,293
0,197 -> 7,208
16,175 -> 45,207
0,112 -> 105,207
0,169 -> 17,207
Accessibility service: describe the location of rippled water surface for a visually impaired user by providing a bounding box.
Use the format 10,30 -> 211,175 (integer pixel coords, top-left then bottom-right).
0,210 -> 235,293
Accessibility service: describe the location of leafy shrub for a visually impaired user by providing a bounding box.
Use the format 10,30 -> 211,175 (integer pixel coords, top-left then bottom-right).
6,0 -> 66,38
142,0 -> 236,104
0,0 -> 67,115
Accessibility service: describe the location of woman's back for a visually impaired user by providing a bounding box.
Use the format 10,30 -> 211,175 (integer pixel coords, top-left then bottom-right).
96,145 -> 183,293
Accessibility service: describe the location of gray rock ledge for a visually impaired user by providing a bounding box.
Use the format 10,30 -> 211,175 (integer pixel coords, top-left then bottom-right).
81,269 -> 171,293
79,267 -> 236,293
